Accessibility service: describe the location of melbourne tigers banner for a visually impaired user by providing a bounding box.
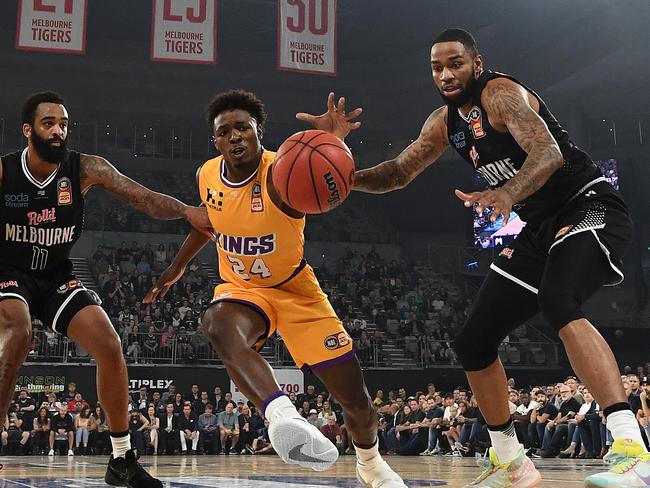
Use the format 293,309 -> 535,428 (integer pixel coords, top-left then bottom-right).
278,0 -> 337,76
151,0 -> 217,64
16,0 -> 87,54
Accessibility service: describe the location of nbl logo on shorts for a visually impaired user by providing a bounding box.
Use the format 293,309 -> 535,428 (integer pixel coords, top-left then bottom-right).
324,332 -> 351,350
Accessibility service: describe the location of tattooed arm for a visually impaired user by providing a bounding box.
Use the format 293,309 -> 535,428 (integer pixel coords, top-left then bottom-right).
482,78 -> 563,203
353,106 -> 449,194
80,154 -> 213,235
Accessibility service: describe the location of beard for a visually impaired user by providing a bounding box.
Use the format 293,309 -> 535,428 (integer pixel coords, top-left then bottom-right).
437,74 -> 478,108
31,130 -> 68,164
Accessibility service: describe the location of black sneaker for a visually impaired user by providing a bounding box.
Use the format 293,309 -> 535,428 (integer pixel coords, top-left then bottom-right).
105,449 -> 162,487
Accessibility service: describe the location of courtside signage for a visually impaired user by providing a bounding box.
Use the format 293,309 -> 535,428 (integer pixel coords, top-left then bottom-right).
151,0 -> 217,64
278,0 -> 337,76
16,0 -> 87,54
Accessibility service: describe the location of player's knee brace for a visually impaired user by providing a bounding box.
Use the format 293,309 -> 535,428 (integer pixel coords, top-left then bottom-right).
538,286 -> 584,333
453,318 -> 502,372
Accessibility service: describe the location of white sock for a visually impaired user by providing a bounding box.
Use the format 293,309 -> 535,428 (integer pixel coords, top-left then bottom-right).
355,439 -> 379,464
264,394 -> 301,423
488,421 -> 520,464
110,432 -> 132,459
607,410 -> 648,450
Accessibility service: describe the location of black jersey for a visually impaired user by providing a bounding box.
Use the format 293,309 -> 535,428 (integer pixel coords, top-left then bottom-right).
0,148 -> 84,275
447,70 -> 602,225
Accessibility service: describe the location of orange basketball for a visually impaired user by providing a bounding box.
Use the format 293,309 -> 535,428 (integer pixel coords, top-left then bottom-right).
272,130 -> 355,214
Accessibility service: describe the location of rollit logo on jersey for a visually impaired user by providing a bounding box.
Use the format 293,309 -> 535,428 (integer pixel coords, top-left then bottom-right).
5,223 -> 76,246
4,193 -> 29,208
469,145 -> 480,167
323,172 -> 340,208
0,280 -> 18,289
57,177 -> 72,205
215,232 -> 276,256
27,208 -> 56,226
499,248 -> 514,259
477,157 -> 519,186
469,107 -> 486,138
251,182 -> 263,212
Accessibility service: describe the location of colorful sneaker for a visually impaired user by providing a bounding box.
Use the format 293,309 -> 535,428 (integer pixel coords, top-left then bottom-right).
463,445 -> 541,488
584,439 -> 650,487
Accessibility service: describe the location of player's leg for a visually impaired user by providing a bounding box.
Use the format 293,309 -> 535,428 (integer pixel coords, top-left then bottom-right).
0,298 -> 32,419
202,301 -> 281,406
453,267 -> 542,488
203,298 -> 338,470
313,358 -> 407,488
43,282 -> 161,488
536,232 -> 650,486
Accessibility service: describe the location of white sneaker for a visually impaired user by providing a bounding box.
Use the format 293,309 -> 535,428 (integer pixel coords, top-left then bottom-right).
419,449 -> 431,456
357,456 -> 408,488
430,446 -> 443,455
68,449 -> 74,456
268,416 -> 338,472
48,449 -> 55,456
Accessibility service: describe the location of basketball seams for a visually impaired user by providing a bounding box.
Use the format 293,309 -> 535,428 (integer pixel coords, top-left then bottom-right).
281,131 -> 310,208
307,146 -> 324,213
306,143 -> 352,195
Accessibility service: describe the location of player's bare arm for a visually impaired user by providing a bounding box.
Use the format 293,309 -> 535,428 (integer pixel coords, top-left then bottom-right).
486,78 -> 563,202
455,78 -> 563,223
79,153 -> 212,236
353,106 -> 449,194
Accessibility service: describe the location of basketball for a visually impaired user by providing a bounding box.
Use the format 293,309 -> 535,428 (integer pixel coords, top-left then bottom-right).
271,130 -> 355,214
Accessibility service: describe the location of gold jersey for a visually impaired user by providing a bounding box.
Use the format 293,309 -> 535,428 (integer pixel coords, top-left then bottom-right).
198,150 -> 305,288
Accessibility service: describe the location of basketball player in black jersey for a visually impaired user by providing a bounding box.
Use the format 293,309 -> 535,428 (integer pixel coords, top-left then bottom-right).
0,92 -> 211,487
352,30 -> 649,488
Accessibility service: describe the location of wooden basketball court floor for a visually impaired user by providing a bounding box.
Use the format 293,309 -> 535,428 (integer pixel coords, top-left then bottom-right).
0,454 -> 605,487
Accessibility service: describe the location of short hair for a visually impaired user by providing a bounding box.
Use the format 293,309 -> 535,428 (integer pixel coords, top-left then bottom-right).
205,89 -> 267,133
432,28 -> 478,57
205,403 -> 213,409
22,91 -> 65,126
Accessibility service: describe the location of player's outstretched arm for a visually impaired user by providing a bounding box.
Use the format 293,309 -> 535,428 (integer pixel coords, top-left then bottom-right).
353,106 -> 449,194
143,228 -> 210,303
482,78 -> 563,204
79,154 -> 213,237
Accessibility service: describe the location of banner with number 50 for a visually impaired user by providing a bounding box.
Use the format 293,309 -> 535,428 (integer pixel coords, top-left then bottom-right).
277,0 -> 337,76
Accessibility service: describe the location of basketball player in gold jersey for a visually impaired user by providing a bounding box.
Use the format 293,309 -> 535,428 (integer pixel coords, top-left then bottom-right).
145,90 -> 406,488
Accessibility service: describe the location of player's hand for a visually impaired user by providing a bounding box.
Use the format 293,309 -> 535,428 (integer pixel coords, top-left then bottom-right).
296,92 -> 362,140
641,391 -> 647,400
455,188 -> 514,225
183,206 -> 214,239
143,265 -> 186,303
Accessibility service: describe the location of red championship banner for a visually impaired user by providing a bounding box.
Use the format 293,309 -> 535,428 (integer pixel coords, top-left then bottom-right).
151,0 -> 217,64
278,0 -> 337,76
16,0 -> 87,54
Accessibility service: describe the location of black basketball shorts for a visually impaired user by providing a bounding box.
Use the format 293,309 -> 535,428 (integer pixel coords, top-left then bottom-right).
490,179 -> 632,294
0,267 -> 102,337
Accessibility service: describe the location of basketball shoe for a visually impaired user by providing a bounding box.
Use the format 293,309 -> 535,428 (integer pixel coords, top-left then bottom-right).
268,416 -> 339,471
105,448 -> 163,487
463,445 -> 541,488
356,456 -> 408,488
584,439 -> 650,487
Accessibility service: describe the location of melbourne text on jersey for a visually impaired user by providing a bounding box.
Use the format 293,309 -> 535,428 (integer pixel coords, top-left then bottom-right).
477,157 -> 519,186
5,223 -> 76,246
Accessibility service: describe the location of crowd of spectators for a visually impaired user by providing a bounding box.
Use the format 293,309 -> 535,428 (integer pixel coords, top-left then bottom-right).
26,244 -> 548,369
4,371 -> 649,459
